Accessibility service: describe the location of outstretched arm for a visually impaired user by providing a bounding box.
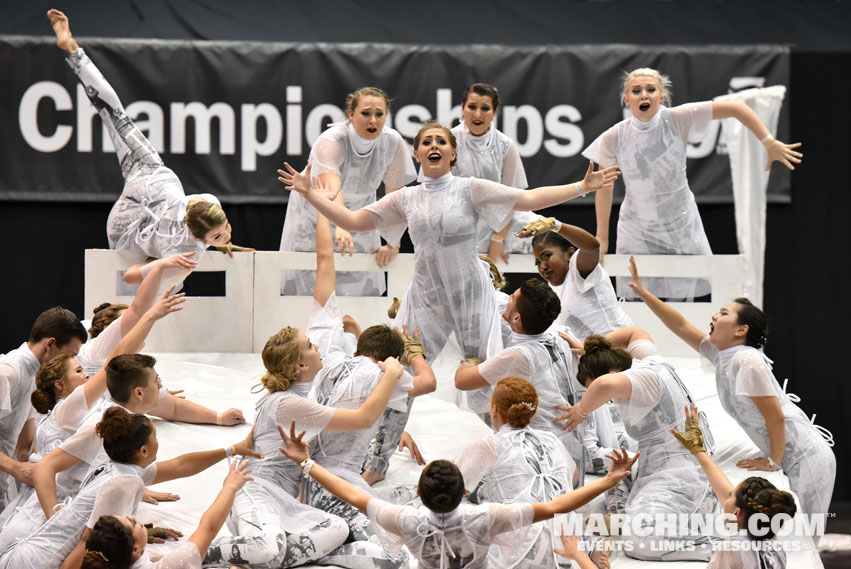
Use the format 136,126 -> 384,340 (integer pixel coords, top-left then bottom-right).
314,212 -> 336,307
147,392 -> 245,426
553,373 -> 633,432
188,460 -> 253,558
514,162 -> 620,211
671,404 -> 734,504
603,326 -> 653,351
325,357 -> 405,430
278,421 -> 372,514
711,101 -> 802,171
627,256 -> 705,352
278,163 -> 375,232
531,448 -> 638,522
120,254 -> 196,330
152,432 -> 261,485
83,287 -> 185,408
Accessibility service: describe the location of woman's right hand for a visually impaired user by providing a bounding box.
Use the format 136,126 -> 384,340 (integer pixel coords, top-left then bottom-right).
160,252 -> 197,272
626,255 -> 647,297
669,404 -> 706,456
335,227 -> 355,256
377,357 -> 403,383
604,447 -> 639,485
223,459 -> 253,492
277,162 -> 313,195
147,285 -> 186,321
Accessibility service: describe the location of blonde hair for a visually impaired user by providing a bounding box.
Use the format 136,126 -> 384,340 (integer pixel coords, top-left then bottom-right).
89,303 -> 128,339
185,198 -> 227,241
261,327 -> 301,392
621,67 -> 673,106
32,353 -> 74,414
346,87 -> 390,114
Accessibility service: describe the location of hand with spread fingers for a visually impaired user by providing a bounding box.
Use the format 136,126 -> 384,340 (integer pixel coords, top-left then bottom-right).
515,217 -> 557,238
396,325 -> 425,364
556,331 -> 584,356
763,138 -> 803,171
277,420 -> 311,464
669,404 -> 705,455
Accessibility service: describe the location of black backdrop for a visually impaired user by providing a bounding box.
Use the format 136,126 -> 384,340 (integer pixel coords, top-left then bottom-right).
2,1 -> 850,512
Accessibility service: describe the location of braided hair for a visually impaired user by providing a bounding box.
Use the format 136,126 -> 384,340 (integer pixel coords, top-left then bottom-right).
735,477 -> 797,540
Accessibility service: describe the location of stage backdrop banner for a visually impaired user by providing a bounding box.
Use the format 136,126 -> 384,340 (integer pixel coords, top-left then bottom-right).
0,37 -> 789,204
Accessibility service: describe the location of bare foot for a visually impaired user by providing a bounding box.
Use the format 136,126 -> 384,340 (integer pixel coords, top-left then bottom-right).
47,9 -> 78,53
361,471 -> 385,486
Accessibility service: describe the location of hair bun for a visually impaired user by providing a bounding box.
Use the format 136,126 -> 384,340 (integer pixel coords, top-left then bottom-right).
96,407 -> 132,443
93,302 -> 112,315
583,335 -> 612,354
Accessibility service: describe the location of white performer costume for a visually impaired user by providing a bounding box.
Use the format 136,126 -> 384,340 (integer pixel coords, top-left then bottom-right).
699,338 -> 836,519
77,316 -> 124,375
583,103 -> 714,299
476,332 -> 585,467
64,48 -> 217,264
450,123 -> 536,255
0,344 -> 41,511
279,122 -> 416,296
131,543 -> 202,569
707,532 -> 787,569
613,340 -> 715,561
0,386 -> 88,538
366,498 -> 533,569
365,174 -> 521,410
0,460 -> 154,569
456,425 -> 577,569
554,253 -> 633,340
300,293 -> 412,569
0,389 -> 165,550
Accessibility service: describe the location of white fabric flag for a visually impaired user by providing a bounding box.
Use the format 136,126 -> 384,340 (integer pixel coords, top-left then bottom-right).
715,86 -> 786,307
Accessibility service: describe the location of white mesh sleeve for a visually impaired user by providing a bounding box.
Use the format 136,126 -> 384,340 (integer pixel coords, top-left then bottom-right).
669,101 -> 714,142
486,503 -> 535,538
364,190 -> 408,247
732,352 -> 778,398
454,437 -> 497,491
582,126 -> 619,168
627,340 -> 659,360
85,316 -> 124,369
477,348 -> 531,386
87,475 -> 146,528
500,143 -> 528,188
470,178 -> 522,232
623,367 -> 662,408
366,498 -> 408,537
383,134 -> 417,189
53,386 -> 91,431
60,421 -> 102,462
308,137 -> 345,176
699,336 -> 718,366
150,542 -> 203,569
0,365 -> 15,419
275,397 -> 334,442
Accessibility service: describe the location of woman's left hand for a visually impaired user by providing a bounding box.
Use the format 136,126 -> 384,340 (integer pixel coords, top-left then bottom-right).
277,420 -> 311,463
145,524 -> 183,544
487,239 -> 509,264
764,139 -> 803,171
372,244 -> 399,267
736,457 -> 776,471
581,161 -> 621,194
515,217 -> 557,238
217,243 -> 256,258
553,403 -> 587,431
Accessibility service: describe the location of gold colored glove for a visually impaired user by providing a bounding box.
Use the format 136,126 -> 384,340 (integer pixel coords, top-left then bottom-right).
387,297 -> 401,319
460,357 -> 484,366
671,414 -> 705,455
145,523 -> 172,544
516,217 -> 557,238
402,335 -> 425,364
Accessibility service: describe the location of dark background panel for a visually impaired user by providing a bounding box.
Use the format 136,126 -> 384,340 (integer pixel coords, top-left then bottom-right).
1,1 -> 848,513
